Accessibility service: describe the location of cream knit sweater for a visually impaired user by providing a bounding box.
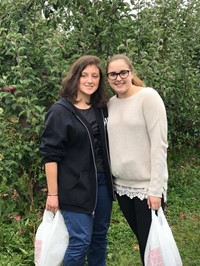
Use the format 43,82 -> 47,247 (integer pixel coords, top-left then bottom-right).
107,87 -> 168,198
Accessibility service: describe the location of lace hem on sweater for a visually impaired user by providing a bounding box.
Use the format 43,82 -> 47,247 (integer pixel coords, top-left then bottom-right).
115,184 -> 167,201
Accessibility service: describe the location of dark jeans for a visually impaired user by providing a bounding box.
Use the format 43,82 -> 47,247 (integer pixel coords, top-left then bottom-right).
62,172 -> 112,266
116,194 -> 165,266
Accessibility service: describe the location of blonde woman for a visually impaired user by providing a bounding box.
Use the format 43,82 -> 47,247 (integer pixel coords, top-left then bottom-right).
106,54 -> 168,265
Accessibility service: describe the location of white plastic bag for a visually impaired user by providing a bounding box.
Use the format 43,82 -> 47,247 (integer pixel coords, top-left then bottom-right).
34,210 -> 69,266
144,207 -> 182,266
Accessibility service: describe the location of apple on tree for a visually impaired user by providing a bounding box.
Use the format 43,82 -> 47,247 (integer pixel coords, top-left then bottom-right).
2,85 -> 16,93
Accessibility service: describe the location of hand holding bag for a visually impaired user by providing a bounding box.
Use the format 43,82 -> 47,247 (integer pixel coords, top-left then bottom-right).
34,210 -> 69,266
144,207 -> 182,266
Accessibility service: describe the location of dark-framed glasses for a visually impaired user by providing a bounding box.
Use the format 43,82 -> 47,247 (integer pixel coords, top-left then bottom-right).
107,70 -> 130,80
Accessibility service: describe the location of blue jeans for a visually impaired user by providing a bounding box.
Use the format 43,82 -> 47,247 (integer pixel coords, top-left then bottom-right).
61,172 -> 113,266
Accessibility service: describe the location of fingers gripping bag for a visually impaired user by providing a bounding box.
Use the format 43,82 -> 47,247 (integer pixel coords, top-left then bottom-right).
34,210 -> 69,266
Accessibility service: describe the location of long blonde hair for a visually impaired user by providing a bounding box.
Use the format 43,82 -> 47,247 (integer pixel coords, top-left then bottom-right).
106,54 -> 145,87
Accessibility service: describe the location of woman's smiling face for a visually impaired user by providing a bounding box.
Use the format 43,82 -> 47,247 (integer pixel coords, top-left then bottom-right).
107,59 -> 133,98
77,64 -> 100,101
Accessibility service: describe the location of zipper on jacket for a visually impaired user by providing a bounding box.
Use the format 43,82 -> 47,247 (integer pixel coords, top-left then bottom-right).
101,109 -> 115,200
75,114 -> 98,216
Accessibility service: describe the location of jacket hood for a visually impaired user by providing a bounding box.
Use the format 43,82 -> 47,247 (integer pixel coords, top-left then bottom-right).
55,97 -> 76,114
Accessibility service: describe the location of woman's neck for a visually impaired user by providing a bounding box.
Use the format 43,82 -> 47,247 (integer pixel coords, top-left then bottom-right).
118,85 -> 143,99
74,100 -> 91,110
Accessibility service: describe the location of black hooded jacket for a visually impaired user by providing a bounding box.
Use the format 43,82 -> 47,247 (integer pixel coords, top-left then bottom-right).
40,98 -> 115,214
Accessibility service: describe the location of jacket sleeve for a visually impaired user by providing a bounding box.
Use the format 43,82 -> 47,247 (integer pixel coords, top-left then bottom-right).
40,104 -> 70,163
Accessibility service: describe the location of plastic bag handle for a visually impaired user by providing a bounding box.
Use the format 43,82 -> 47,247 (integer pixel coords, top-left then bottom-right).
151,209 -> 157,221
151,207 -> 166,226
43,210 -> 60,223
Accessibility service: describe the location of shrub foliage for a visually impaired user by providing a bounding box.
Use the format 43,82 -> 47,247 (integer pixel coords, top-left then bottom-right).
0,0 -> 199,210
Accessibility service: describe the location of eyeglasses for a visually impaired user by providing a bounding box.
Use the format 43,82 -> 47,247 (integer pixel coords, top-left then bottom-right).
107,70 -> 130,80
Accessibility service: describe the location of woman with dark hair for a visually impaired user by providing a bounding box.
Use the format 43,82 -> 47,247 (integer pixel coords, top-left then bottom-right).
106,54 -> 168,265
40,55 -> 114,266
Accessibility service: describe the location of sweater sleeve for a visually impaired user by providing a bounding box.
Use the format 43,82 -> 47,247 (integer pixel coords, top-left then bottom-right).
142,89 -> 168,197
40,104 -> 70,163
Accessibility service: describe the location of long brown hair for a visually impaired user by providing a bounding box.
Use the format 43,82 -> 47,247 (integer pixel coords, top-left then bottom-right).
59,55 -> 109,107
106,54 -> 145,87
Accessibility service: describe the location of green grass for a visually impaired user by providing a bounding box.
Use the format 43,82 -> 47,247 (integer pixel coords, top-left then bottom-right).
0,147 -> 199,266
107,202 -> 141,266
